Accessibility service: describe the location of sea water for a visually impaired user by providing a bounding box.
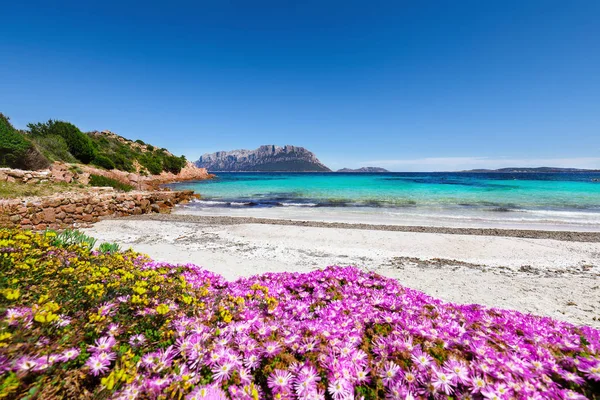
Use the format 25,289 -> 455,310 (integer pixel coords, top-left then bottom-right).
168,172 -> 600,231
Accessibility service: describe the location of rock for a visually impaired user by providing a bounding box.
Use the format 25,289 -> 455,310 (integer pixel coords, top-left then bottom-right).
62,204 -> 76,213
7,169 -> 25,178
42,208 -> 56,223
78,172 -> 90,185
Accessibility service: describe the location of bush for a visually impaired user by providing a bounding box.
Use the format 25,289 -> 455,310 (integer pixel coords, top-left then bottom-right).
139,153 -> 163,175
134,139 -> 145,145
0,113 -> 33,168
28,120 -> 96,164
112,153 -> 135,172
88,174 -> 133,191
33,134 -> 78,163
162,155 -> 187,174
92,154 -> 116,170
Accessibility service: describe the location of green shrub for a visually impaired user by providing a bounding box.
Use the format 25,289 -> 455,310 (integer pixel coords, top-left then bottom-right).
28,120 -> 96,164
135,139 -> 145,145
91,154 -> 116,170
139,153 -> 163,175
162,155 -> 187,174
32,134 -> 78,163
146,144 -> 154,151
0,113 -> 33,168
88,174 -> 133,192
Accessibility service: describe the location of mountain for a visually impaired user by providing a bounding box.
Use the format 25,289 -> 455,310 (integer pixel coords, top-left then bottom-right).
337,167 -> 389,173
462,167 -> 600,173
195,145 -> 331,172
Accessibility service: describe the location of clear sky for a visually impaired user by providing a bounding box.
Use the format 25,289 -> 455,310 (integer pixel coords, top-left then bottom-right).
1,1 -> 599,171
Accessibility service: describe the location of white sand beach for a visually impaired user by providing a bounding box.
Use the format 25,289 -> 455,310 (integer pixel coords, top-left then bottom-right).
84,215 -> 600,328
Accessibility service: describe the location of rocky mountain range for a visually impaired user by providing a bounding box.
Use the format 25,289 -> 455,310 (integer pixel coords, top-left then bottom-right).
463,167 -> 600,173
195,145 -> 331,172
337,167 -> 389,173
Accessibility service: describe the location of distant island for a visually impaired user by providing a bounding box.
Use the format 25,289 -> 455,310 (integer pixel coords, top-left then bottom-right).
195,145 -> 331,172
337,167 -> 389,173
461,167 -> 600,173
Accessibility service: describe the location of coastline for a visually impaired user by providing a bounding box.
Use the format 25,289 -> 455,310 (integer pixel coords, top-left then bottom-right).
127,213 -> 600,242
83,214 -> 600,328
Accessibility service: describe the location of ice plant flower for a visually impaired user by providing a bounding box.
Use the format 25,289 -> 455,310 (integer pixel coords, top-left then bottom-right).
1,229 -> 599,399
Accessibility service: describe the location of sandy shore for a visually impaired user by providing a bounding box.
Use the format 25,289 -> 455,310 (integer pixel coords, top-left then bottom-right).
83,215 -> 600,328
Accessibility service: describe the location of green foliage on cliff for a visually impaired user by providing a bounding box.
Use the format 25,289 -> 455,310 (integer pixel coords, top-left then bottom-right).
0,112 -> 188,175
28,120 -> 96,164
0,114 -> 32,168
91,153 -> 116,170
162,154 -> 187,174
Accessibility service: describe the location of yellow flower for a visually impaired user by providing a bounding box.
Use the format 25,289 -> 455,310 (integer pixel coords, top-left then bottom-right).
3,289 -> 20,300
156,304 -> 170,315
34,311 -> 58,323
133,286 -> 147,295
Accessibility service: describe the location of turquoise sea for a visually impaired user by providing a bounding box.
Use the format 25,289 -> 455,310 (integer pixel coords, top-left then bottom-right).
169,172 -> 600,229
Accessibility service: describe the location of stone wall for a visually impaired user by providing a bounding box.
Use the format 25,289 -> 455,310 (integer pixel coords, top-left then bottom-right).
0,189 -> 198,231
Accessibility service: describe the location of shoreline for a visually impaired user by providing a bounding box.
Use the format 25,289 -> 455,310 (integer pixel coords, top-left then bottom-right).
120,213 -> 600,242
83,216 -> 600,327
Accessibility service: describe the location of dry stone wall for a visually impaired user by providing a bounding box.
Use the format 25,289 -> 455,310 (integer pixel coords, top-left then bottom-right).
0,189 -> 197,231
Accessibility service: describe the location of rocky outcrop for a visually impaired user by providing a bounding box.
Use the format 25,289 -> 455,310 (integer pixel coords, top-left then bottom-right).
0,189 -> 198,231
1,162 -> 212,189
79,162 -> 212,190
337,167 -> 389,173
195,145 -> 331,172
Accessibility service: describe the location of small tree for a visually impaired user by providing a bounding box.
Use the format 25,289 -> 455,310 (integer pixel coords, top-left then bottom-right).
162,155 -> 187,174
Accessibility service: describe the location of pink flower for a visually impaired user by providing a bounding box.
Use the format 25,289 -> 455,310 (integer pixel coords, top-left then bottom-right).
85,355 -> 110,376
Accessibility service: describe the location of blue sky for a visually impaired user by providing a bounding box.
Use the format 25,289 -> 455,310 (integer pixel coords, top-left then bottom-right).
1,1 -> 599,171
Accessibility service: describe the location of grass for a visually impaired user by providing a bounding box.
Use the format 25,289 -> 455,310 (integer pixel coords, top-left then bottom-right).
0,181 -> 86,199
88,174 -> 134,192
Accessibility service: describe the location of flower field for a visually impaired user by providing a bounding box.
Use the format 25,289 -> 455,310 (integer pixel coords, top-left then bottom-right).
1,229 -> 599,399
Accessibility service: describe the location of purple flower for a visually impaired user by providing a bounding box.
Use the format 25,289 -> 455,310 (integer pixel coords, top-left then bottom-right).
85,355 -> 110,376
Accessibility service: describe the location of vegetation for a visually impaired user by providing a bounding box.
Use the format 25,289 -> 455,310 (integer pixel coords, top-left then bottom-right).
0,112 -> 188,175
88,174 -> 133,192
91,154 -> 116,170
1,229 -> 599,399
0,181 -> 85,199
97,241 -> 121,254
0,114 -> 32,169
48,228 -> 97,248
28,120 -> 96,164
